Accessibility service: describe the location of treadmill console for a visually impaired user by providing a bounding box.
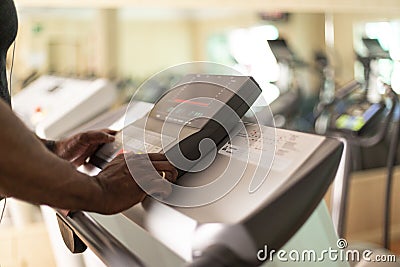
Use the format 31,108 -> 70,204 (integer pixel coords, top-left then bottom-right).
90,74 -> 262,176
58,100 -> 344,267
334,102 -> 383,133
12,75 -> 117,139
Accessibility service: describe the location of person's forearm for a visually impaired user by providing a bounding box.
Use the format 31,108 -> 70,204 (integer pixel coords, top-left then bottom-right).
0,100 -> 104,211
37,137 -> 56,153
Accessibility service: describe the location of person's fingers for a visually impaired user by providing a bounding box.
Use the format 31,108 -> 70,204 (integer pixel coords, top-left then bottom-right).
72,145 -> 99,166
78,131 -> 115,145
104,153 -> 128,168
158,170 -> 176,183
168,167 -> 179,181
147,153 -> 167,161
122,153 -> 178,182
145,179 -> 173,199
146,154 -> 178,180
102,129 -> 118,136
57,209 -> 70,217
161,169 -> 178,183
152,161 -> 177,176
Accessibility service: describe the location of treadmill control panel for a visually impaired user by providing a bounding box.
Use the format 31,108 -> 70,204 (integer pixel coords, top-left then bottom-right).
92,126 -> 175,166
90,74 -> 262,172
150,81 -> 236,129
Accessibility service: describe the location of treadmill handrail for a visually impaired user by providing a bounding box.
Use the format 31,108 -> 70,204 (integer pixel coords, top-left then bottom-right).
57,211 -> 146,267
314,80 -> 360,118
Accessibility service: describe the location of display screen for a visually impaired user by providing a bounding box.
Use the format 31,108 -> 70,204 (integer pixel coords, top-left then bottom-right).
335,103 -> 382,132
149,82 -> 235,129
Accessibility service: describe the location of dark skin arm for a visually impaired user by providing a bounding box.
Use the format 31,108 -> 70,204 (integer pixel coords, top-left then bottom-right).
54,129 -> 116,167
38,129 -> 116,167
0,100 -> 178,214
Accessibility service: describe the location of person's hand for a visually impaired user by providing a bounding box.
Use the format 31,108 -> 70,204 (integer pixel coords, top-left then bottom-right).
54,129 -> 116,167
93,153 -> 178,215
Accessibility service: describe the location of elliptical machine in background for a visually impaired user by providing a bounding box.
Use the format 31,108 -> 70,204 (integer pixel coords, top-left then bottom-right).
314,50 -> 336,120
358,38 -> 398,250
357,38 -> 392,100
314,38 -> 399,250
267,39 -> 305,130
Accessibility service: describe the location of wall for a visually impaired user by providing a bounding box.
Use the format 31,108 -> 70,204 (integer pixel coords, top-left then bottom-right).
13,0 -> 400,13
117,13 -> 194,79
16,9 -> 96,77
162,12 -> 325,95
325,166 -> 400,246
13,9 -> 400,91
0,223 -> 56,267
277,13 -> 325,95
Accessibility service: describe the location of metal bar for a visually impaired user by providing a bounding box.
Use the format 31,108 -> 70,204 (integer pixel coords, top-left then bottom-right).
330,139 -> 352,237
58,211 -> 146,267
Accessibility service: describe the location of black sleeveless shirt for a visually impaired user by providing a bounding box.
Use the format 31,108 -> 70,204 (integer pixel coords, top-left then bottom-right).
0,0 -> 18,106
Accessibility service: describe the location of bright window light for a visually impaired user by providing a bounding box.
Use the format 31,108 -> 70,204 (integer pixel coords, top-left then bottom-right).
227,24 -> 280,103
365,22 -> 391,51
360,21 -> 400,93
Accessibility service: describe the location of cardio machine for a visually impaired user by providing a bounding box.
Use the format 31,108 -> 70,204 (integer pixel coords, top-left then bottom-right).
55,74 -> 344,267
314,38 -> 399,250
267,39 -> 305,129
